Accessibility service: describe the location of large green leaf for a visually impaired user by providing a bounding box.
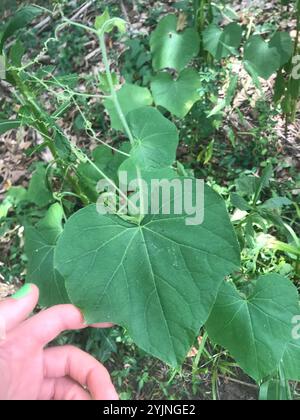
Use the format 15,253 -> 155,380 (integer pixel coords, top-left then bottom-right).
150,15 -> 200,72
55,184 -> 240,366
0,6 -> 42,52
206,274 -> 299,382
244,33 -> 293,80
126,107 -> 179,169
0,119 -> 21,135
151,69 -> 201,118
119,158 -> 178,185
203,23 -> 243,60
104,84 -> 153,132
25,204 -> 69,306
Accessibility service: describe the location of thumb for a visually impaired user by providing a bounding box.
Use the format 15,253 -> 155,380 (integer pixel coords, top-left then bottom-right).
0,284 -> 39,335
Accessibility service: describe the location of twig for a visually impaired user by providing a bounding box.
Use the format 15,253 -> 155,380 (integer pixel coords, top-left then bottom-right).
85,47 -> 101,62
35,16 -> 52,33
120,0 -> 131,23
70,1 -> 93,21
36,1 -> 93,34
218,375 -> 258,390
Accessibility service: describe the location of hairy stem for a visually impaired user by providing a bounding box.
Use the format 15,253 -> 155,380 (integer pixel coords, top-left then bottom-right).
98,33 -> 135,145
11,69 -> 89,205
98,31 -> 146,221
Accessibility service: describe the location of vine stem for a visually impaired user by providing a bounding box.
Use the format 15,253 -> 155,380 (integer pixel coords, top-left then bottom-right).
98,33 -> 134,145
41,15 -> 145,219
72,100 -> 130,157
98,30 -> 146,222
12,70 -> 90,205
85,157 -> 135,210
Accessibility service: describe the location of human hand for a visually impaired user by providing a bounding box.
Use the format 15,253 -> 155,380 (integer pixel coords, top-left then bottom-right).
0,284 -> 119,400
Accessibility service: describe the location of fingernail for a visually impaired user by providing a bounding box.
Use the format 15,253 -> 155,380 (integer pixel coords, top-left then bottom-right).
12,284 -> 33,300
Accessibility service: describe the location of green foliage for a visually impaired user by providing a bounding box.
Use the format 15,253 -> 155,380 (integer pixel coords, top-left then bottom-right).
55,185 -> 240,366
203,23 -> 243,60
77,144 -> 130,201
0,3 -> 299,398
94,8 -> 126,34
0,119 -> 21,134
104,84 -> 153,131
206,274 -> 299,382
0,5 -> 42,52
273,1 -> 300,123
151,69 -> 201,118
231,165 -> 294,248
25,203 -> 69,306
150,14 -> 200,72
282,338 -> 300,382
94,8 -> 111,31
121,38 -> 152,86
0,187 -> 27,219
125,107 -> 179,169
244,33 -> 293,80
27,164 -> 53,208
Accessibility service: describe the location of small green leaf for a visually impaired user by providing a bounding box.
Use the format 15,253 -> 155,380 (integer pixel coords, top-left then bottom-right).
253,164 -> 273,203
203,23 -> 243,60
25,204 -> 69,306
207,99 -> 226,118
9,40 -> 25,67
0,119 -> 21,134
98,71 -> 119,93
244,33 -> 293,80
78,144 -> 130,201
27,164 -> 53,208
225,74 -> 239,106
150,15 -> 200,72
54,132 -> 75,163
270,32 -> 294,68
0,187 -> 27,219
55,73 -> 78,89
236,174 -> 260,197
95,8 -> 111,31
126,107 -> 179,169
261,197 -> 292,210
95,9 -> 126,34
0,201 -> 11,220
206,274 -> 300,382
104,84 -> 153,132
151,69 -> 201,118
231,193 -> 252,211
0,6 -> 42,52
230,193 -> 252,211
